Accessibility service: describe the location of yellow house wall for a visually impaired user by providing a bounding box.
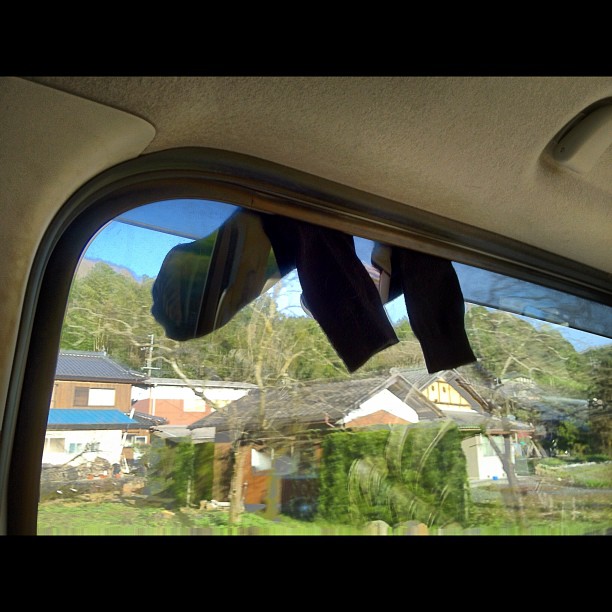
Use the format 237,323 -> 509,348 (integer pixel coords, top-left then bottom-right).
423,380 -> 471,411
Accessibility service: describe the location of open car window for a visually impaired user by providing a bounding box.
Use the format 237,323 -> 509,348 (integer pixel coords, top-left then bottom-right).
37,198 -> 611,536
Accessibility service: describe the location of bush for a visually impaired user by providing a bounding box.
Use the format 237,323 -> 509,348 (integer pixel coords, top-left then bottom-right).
317,422 -> 472,528
143,439 -> 215,507
584,454 -> 610,463
193,442 -> 215,501
538,457 -> 570,467
317,429 -> 389,525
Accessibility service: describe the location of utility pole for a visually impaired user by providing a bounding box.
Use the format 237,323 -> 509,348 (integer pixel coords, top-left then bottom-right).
144,334 -> 155,377
140,334 -> 160,416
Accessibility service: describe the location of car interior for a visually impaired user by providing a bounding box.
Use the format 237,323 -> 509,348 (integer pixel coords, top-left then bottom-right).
1,76 -> 610,536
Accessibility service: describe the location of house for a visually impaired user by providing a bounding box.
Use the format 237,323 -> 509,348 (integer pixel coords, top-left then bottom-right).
149,424 -> 216,445
43,350 -> 152,471
185,367 -> 535,510
44,408 -> 143,469
131,377 -> 257,426
492,373 -> 588,456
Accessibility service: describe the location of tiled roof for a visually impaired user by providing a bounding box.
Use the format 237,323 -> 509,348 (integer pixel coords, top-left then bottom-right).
447,411 -> 533,433
392,367 -> 437,389
130,411 -> 168,427
47,409 -> 141,430
152,425 -> 216,443
144,377 -> 257,389
55,350 -> 146,383
189,369 -> 533,437
394,367 -> 488,411
188,375 -> 390,432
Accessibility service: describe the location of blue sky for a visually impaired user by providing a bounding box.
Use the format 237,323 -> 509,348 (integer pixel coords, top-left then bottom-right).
86,222 -> 192,279
83,201 -> 611,352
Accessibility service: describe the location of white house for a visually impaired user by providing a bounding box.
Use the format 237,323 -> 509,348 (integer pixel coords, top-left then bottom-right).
43,408 -> 142,469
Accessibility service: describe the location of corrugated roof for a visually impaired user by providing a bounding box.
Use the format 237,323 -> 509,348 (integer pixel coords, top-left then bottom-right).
55,350 -> 146,383
47,408 -> 141,429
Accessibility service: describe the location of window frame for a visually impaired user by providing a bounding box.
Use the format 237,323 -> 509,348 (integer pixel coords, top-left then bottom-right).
4,147 -> 612,535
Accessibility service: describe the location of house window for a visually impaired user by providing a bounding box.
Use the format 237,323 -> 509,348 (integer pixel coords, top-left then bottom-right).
481,435 -> 506,457
88,388 -> 116,406
124,435 -> 147,447
73,387 -> 89,406
68,441 -> 101,453
44,437 -> 65,453
251,448 -> 273,473
73,387 -> 116,407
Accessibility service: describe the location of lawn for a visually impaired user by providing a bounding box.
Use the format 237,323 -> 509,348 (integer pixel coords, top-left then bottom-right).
37,461 -> 612,536
37,497 -> 364,535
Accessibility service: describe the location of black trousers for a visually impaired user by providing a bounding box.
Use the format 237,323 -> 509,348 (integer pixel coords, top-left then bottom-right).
261,214 -> 476,373
152,211 -> 476,374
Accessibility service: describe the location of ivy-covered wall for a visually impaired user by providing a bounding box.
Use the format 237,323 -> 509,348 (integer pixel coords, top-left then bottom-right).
193,442 -> 215,502
317,422 -> 472,528
146,439 -> 215,506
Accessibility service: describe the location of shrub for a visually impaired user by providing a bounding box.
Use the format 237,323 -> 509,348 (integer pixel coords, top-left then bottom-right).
193,442 -> 215,501
584,454 -> 610,463
144,439 -> 215,507
317,422 -> 472,528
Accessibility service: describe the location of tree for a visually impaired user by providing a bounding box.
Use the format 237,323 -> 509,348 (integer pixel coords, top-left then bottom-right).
585,345 -> 612,456
61,262 -> 154,367
214,284 -> 350,523
60,260 -> 609,527
556,421 -> 586,455
465,306 -> 587,396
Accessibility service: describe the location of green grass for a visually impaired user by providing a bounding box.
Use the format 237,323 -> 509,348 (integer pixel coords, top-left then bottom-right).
37,497 -> 610,536
535,460 -> 612,488
37,461 -> 612,536
37,500 -> 375,535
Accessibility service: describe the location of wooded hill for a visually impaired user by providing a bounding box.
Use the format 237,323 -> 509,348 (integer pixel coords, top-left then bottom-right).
60,261 -> 611,446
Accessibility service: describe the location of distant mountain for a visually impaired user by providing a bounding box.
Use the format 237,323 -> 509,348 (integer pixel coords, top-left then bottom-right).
77,258 -> 143,282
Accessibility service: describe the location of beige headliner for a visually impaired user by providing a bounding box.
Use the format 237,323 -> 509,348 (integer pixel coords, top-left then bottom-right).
0,77 -> 155,424
26,76 -> 612,274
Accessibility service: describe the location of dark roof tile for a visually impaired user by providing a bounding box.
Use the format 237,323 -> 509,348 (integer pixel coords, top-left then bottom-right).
55,350 -> 146,383
189,369 -> 533,437
188,376 -> 388,432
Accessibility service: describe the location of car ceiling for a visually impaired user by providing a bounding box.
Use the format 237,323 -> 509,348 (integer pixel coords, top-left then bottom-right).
27,76 -> 612,275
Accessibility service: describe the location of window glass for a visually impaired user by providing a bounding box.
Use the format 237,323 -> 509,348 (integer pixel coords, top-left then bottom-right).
88,389 -> 116,406
73,387 -> 89,406
37,199 -> 612,536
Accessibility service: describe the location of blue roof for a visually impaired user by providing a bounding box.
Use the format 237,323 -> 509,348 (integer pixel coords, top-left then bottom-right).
47,409 -> 140,428
55,350 -> 145,383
